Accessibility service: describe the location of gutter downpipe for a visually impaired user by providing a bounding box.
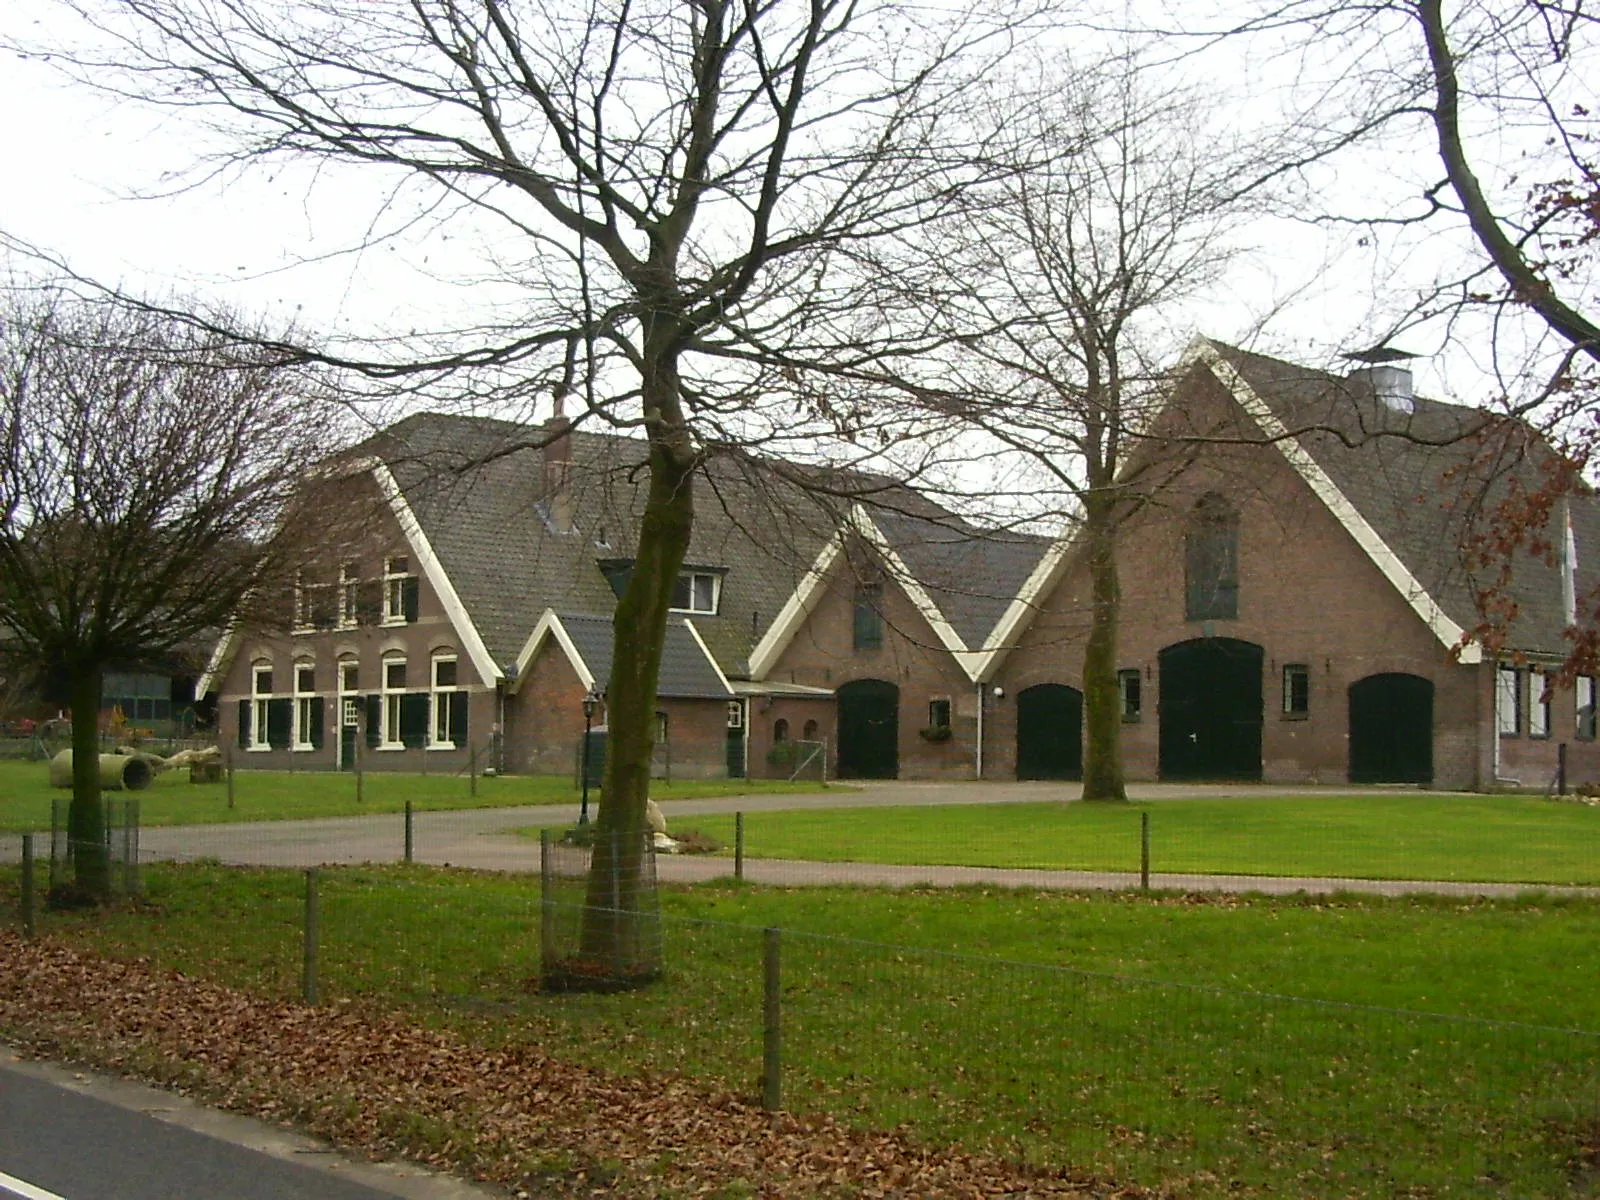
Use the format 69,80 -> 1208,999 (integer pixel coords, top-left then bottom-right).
974,682 -> 985,779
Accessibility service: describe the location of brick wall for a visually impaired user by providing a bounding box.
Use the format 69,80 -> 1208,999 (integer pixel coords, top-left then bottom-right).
765,560 -> 978,779
987,370 -> 1538,791
504,640 -> 732,780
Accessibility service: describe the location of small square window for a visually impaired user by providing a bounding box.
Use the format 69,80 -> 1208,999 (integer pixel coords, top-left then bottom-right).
1118,669 -> 1142,722
253,667 -> 273,696
340,662 -> 359,692
1283,664 -> 1309,717
296,665 -> 316,694
385,660 -> 407,690
433,658 -> 457,688
928,698 -> 951,728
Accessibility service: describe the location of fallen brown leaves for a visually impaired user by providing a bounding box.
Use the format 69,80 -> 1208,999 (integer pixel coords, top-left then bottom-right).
0,931 -> 1144,1198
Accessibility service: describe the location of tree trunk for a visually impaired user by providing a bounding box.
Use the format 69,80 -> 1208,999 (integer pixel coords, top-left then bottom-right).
579,343 -> 695,971
67,666 -> 112,899
1080,491 -> 1127,802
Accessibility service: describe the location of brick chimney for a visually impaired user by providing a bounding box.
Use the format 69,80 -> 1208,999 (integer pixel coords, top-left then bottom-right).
543,389 -> 574,534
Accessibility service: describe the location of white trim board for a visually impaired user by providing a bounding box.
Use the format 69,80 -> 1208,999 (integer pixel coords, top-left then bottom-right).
1195,340 -> 1483,664
372,464 -> 505,685
848,505 -> 981,679
682,618 -> 735,696
965,534 -> 1071,682
510,609 -> 595,694
747,534 -> 844,680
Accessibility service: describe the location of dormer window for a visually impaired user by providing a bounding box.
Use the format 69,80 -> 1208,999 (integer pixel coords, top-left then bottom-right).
671,570 -> 719,615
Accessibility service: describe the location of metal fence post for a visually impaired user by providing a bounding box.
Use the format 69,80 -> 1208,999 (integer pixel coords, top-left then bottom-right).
470,741 -> 478,798
20,833 -> 35,937
49,797 -> 63,891
763,926 -> 783,1111
1558,742 -> 1569,796
123,796 -> 140,897
226,747 -> 236,810
404,801 -> 414,864
302,868 -> 320,1005
735,811 -> 745,882
1140,810 -> 1151,892
540,830 -> 554,974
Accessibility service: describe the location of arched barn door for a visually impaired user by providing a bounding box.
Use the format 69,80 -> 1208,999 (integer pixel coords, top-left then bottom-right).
1348,673 -> 1433,784
1016,683 -> 1084,780
1159,638 -> 1264,780
836,678 -> 899,779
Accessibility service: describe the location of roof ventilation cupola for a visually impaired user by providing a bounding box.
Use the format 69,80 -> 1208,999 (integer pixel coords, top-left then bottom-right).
1344,345 -> 1418,415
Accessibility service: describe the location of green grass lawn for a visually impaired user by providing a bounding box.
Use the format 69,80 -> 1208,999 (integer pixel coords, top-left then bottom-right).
8,863 -> 1599,1197
0,757 -> 840,834
667,794 -> 1600,886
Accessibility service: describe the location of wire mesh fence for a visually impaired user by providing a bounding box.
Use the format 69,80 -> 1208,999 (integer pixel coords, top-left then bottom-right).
7,849 -> 1596,1197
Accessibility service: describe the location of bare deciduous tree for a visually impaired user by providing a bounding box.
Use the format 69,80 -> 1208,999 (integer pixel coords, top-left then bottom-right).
17,0 -> 1038,956
0,287 -> 340,899
920,60 -> 1258,799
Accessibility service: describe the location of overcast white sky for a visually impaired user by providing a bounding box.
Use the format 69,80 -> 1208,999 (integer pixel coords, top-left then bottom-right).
0,0 -> 1577,420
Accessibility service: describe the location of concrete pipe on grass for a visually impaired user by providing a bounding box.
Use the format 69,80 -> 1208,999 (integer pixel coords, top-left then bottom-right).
48,749 -> 155,791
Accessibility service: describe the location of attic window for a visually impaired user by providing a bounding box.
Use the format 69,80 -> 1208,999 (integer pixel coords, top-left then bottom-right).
1185,493 -> 1238,622
853,583 -> 884,652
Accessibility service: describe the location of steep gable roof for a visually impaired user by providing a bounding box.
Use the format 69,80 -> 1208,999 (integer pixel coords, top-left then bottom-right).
360,412 -> 1047,684
1196,337 -> 1592,659
510,609 -> 731,699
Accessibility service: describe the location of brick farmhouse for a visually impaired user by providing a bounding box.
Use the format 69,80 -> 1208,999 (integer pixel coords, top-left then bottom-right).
204,338 -> 1600,791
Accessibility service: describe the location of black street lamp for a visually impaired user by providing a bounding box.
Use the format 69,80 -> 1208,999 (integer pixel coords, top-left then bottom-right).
579,687 -> 600,826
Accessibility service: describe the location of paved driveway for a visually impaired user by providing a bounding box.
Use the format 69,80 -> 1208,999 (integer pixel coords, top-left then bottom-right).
112,779 -> 1593,901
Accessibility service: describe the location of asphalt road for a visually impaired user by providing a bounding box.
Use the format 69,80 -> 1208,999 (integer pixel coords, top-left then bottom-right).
0,1052 -> 499,1200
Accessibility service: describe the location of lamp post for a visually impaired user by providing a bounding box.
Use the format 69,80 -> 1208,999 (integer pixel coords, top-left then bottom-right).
579,687 -> 600,826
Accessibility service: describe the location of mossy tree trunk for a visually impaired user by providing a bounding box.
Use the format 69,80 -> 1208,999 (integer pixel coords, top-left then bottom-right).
580,303 -> 695,969
1080,489 -> 1126,802
67,665 -> 112,899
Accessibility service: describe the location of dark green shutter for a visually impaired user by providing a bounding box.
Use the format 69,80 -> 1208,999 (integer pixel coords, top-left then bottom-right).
357,581 -> 383,624
267,697 -> 293,749
449,691 -> 468,747
400,693 -> 429,748
366,694 -> 382,748
237,699 -> 250,748
402,577 -> 420,623
310,697 -> 326,750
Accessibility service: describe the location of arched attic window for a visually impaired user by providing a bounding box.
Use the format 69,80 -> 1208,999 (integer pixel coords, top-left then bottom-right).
1185,493 -> 1239,621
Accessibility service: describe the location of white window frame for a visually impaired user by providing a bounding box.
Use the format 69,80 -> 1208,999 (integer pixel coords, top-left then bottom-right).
381,655 -> 408,749
382,555 -> 411,626
1529,667 -> 1551,739
429,653 -> 459,750
249,664 -> 273,752
1579,676 -> 1597,741
338,561 -> 360,629
337,659 -> 361,762
293,663 -> 318,751
669,570 -> 720,615
1497,664 -> 1522,737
